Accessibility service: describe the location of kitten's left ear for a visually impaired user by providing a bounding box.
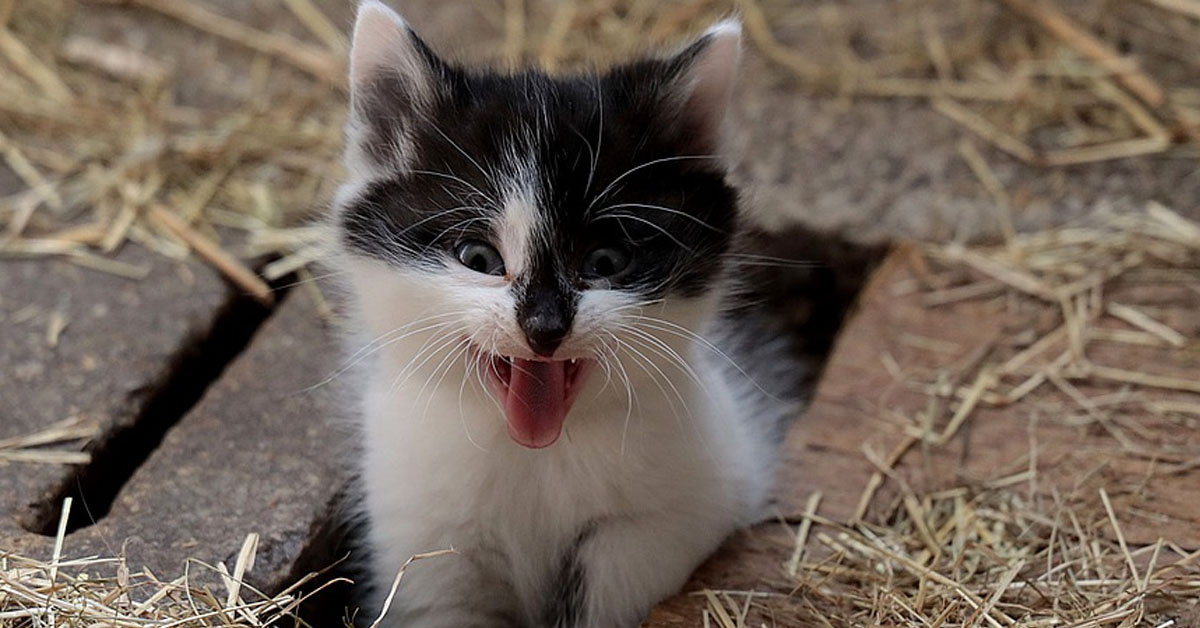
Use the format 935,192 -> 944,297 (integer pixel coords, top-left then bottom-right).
349,1 -> 440,105
343,2 -> 445,176
665,19 -> 742,152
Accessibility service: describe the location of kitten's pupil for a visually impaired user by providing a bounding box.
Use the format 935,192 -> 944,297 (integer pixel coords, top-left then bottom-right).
456,240 -> 505,276
583,246 -> 631,280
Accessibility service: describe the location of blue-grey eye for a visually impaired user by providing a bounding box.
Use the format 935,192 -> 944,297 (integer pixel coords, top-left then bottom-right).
455,240 -> 505,276
581,246 -> 632,279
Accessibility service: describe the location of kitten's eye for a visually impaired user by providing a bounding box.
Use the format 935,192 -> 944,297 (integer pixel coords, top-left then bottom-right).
581,246 -> 632,280
455,240 -> 506,276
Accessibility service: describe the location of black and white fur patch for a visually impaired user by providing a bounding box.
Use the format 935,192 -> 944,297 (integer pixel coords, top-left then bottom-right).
330,4 -> 816,628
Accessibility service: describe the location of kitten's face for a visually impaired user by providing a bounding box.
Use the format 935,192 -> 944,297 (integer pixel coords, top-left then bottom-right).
335,2 -> 742,448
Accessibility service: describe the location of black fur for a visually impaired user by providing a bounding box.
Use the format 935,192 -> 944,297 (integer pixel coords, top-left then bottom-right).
543,524 -> 595,628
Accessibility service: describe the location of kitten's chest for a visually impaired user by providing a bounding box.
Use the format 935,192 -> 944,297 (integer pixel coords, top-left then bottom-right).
363,384 -> 715,525
359,346 -> 742,537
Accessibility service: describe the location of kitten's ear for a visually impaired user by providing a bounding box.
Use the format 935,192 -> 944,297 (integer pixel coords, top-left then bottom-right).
665,19 -> 742,152
344,2 -> 443,174
349,1 -> 438,102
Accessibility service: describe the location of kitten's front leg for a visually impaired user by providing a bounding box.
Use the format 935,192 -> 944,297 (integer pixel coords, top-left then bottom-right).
564,513 -> 736,628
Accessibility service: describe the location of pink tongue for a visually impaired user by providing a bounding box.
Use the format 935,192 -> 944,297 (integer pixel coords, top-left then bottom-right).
503,359 -> 568,449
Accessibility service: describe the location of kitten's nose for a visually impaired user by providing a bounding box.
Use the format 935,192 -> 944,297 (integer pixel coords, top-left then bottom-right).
517,257 -> 575,358
521,311 -> 569,357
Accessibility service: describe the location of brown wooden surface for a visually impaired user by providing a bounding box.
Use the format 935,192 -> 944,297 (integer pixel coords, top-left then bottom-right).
643,248 -> 1200,626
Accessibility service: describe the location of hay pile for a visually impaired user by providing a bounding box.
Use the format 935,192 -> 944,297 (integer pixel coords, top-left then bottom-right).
0,0 -> 346,305
705,486 -> 1200,626
0,499 -> 350,628
734,0 -> 1200,167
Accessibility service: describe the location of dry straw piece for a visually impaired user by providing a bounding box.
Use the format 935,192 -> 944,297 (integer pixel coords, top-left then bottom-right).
1,522 -> 354,628
0,499 -> 449,628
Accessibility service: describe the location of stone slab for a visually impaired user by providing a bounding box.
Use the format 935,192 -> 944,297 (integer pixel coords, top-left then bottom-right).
642,248 -> 1200,626
3,289 -> 348,595
726,1 -> 1200,242
0,246 -> 232,538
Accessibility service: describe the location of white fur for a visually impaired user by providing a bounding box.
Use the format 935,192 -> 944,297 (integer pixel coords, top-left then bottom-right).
495,157 -> 542,279
341,250 -> 775,627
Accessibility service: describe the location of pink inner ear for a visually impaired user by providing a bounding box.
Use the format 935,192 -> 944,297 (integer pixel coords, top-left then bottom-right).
349,1 -> 431,101
679,22 -> 742,152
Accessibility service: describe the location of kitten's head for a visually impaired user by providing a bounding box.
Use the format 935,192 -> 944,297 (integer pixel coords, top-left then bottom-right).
334,1 -> 743,448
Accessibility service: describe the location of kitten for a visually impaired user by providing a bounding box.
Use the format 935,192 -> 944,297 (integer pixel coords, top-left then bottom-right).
329,2 -> 804,626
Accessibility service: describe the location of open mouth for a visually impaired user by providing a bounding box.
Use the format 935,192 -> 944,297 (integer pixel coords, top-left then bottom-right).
481,353 -> 592,449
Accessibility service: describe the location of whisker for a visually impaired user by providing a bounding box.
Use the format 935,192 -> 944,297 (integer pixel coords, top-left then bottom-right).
611,333 -> 691,431
456,349 -> 490,452
387,328 -> 466,397
597,331 -> 637,456
271,267 -> 348,291
417,336 -> 473,413
587,77 -> 603,197
409,168 -> 497,207
594,202 -> 724,233
587,154 -> 716,213
593,213 -> 693,251
635,316 -> 783,402
724,253 -> 823,269
423,216 -> 493,253
304,313 -> 465,393
615,323 -> 706,390
416,336 -> 473,428
427,123 -> 500,197
395,204 -> 489,239
587,343 -> 616,400
341,311 -> 463,365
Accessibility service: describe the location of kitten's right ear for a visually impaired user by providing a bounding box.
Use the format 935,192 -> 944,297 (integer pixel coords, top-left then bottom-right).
349,2 -> 437,101
345,2 -> 442,174
662,19 -> 742,155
